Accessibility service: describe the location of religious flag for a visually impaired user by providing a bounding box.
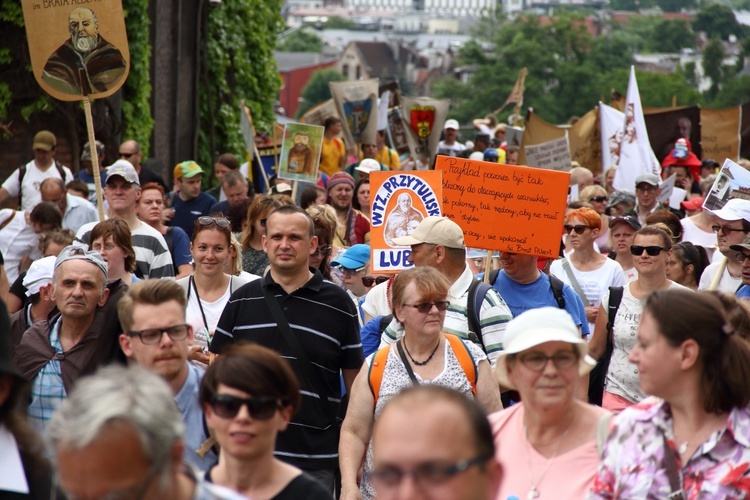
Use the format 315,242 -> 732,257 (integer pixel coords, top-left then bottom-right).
493,68 -> 528,115
599,102 -> 624,173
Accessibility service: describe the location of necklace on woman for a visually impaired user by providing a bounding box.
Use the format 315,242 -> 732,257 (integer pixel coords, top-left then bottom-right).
402,338 -> 440,366
523,417 -> 574,500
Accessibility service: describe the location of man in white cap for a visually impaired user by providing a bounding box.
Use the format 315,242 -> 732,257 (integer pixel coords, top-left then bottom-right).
380,216 -> 512,365
622,173 -> 671,224
9,256 -> 57,352
699,198 -> 750,292
437,119 -> 467,157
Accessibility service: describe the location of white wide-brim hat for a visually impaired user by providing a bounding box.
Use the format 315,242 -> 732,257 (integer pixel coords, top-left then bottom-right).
494,307 -> 595,389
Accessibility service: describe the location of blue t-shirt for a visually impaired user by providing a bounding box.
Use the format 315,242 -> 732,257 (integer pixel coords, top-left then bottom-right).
75,169 -> 107,206
738,285 -> 750,300
169,225 -> 192,267
492,271 -> 590,336
169,192 -> 217,237
359,315 -> 385,359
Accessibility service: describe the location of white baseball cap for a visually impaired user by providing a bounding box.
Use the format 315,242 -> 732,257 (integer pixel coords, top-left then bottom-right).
355,158 -> 381,175
23,256 -> 56,297
444,119 -> 460,130
710,198 -> 750,223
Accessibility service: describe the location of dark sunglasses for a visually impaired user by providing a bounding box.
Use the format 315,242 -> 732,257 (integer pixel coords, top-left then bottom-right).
198,216 -> 231,228
210,394 -> 282,420
311,245 -> 332,257
589,196 -> 608,203
712,225 -> 745,236
362,276 -> 390,287
630,245 -> 668,256
563,224 -> 590,235
735,252 -> 750,264
404,301 -> 450,313
118,152 -> 135,158
127,324 -> 190,345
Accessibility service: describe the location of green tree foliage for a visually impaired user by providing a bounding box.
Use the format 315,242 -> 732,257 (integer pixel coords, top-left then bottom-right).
703,37 -> 727,101
276,29 -> 324,53
121,0 -> 153,155
198,0 -> 284,170
712,75 -> 750,108
609,0 -> 638,10
656,0 -> 696,12
645,19 -> 695,53
324,16 -> 356,29
693,4 -> 742,41
295,68 -> 346,119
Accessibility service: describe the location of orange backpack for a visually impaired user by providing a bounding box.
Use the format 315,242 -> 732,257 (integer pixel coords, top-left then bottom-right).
368,334 -> 478,403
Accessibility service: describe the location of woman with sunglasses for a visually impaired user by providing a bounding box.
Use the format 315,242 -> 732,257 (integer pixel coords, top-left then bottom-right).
666,241 -> 710,291
579,185 -> 610,254
591,290 -> 750,498
589,225 -> 691,411
240,195 -> 284,276
339,267 -> 501,500
200,343 -> 331,499
178,217 -> 258,367
551,208 -> 625,335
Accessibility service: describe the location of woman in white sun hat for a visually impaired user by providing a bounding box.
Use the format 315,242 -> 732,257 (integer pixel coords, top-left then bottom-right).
489,307 -> 610,500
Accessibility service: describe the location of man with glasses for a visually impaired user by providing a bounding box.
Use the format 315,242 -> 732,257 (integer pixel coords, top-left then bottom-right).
49,365 -> 243,500
622,173 -> 671,224
210,205 -> 363,492
0,130 -> 73,211
76,160 -> 175,279
331,243 -> 374,327
118,139 -> 169,192
118,279 -> 216,470
13,245 -> 127,430
370,384 -> 502,500
699,199 -> 750,292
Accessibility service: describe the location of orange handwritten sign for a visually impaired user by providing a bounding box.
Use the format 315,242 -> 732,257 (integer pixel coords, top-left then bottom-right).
369,171 -> 442,273
436,156 -> 569,258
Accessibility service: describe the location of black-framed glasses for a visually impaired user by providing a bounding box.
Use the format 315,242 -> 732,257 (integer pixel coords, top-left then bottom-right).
127,324 -> 190,345
210,394 -> 282,420
518,351 -> 578,372
197,216 -> 231,229
712,224 -> 745,236
589,196 -> 608,203
362,276 -> 389,287
630,245 -> 668,256
310,245 -> 332,257
735,252 -> 750,264
636,185 -> 658,193
367,455 -> 491,491
563,224 -> 590,235
404,301 -> 450,313
118,152 -> 135,158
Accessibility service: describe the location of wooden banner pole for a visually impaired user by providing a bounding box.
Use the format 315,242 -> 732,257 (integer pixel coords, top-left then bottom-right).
83,97 -> 105,221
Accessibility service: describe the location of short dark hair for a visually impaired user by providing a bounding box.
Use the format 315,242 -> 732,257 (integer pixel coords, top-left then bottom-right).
265,205 -> 315,238
200,343 -> 301,414
66,179 -> 89,198
351,178 -> 370,212
221,169 -> 246,188
226,197 -> 252,233
29,202 -> 63,230
117,279 -> 187,334
214,153 -> 240,170
644,290 -> 750,414
324,116 -> 341,130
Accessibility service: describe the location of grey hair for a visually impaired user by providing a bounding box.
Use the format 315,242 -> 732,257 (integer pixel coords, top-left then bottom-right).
48,365 -> 184,486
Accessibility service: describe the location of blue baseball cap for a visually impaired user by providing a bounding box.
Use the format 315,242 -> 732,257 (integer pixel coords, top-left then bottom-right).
331,244 -> 371,270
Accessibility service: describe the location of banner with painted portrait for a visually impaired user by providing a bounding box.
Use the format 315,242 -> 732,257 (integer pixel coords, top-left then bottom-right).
277,123 -> 324,183
329,78 -> 379,147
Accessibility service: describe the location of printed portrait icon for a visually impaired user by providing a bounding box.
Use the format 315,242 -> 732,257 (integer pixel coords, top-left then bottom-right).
41,7 -> 127,96
384,192 -> 424,246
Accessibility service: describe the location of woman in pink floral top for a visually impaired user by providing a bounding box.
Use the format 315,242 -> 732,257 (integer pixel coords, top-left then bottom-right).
590,289 -> 750,499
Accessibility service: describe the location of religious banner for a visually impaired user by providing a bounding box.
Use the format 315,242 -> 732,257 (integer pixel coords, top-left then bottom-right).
701,106 -> 740,163
614,66 -> 661,193
643,105 -> 702,162
519,111 -> 564,167
21,0 -> 130,101
600,102 -> 625,172
299,99 -> 337,126
329,78 -> 379,146
277,123 -> 324,183
525,136 -> 571,170
704,159 -> 750,212
568,107 -> 600,172
400,96 -> 450,167
369,171 -> 443,273
436,156 -> 569,257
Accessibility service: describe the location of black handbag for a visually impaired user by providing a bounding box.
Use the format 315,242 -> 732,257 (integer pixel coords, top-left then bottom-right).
588,286 -> 623,406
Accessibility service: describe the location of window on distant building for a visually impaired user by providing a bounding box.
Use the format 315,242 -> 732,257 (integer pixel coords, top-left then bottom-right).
342,64 -> 349,78
356,65 -> 361,79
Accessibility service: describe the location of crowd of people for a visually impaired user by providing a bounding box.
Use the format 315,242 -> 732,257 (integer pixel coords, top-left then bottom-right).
2,121 -> 750,500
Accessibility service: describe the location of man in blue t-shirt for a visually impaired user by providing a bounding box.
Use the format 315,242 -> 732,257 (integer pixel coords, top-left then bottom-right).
168,161 -> 216,237
490,251 -> 589,336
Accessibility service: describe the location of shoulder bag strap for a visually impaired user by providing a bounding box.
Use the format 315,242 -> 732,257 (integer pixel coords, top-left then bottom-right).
561,258 -> 591,307
662,434 -> 686,500
261,284 -> 337,428
0,211 -> 16,232
595,413 -> 613,455
395,340 -> 420,386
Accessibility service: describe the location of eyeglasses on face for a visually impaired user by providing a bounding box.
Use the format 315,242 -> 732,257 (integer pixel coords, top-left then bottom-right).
342,266 -> 366,277
630,245 -> 668,256
197,216 -> 231,229
712,224 -> 745,236
404,301 -> 450,314
563,224 -> 590,235
636,185 -> 658,193
310,245 -> 332,257
367,455 -> 491,491
209,394 -> 282,420
118,152 -> 136,158
362,276 -> 390,287
127,324 -> 190,345
518,351 -> 578,372
735,252 -> 750,264
589,196 -> 608,203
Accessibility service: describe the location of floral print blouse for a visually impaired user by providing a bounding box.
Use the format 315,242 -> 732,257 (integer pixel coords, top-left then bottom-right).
590,398 -> 750,499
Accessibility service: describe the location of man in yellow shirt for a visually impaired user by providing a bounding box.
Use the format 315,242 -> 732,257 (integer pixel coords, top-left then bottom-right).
373,130 -> 400,170
320,117 -> 346,176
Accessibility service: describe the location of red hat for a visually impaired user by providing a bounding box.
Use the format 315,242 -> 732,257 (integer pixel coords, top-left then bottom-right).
662,138 -> 701,180
680,197 -> 703,211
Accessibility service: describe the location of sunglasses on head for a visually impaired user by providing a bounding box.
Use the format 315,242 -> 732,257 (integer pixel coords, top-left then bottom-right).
404,300 -> 450,313
197,216 -> 231,229
630,245 -> 668,256
311,245 -> 332,257
711,224 -> 745,236
209,394 -> 282,420
563,224 -> 590,235
589,196 -> 608,203
362,276 -> 389,287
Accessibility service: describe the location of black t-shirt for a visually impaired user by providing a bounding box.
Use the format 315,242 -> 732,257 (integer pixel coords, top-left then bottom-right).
138,165 -> 169,192
204,469 -> 332,500
10,271 -> 29,308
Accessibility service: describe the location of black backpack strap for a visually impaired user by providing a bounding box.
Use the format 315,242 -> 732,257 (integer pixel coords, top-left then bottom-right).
55,160 -> 66,181
488,268 -> 500,285
606,286 -> 624,332
467,278 -> 492,350
379,314 -> 393,334
548,274 -> 566,309
17,165 -> 26,208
